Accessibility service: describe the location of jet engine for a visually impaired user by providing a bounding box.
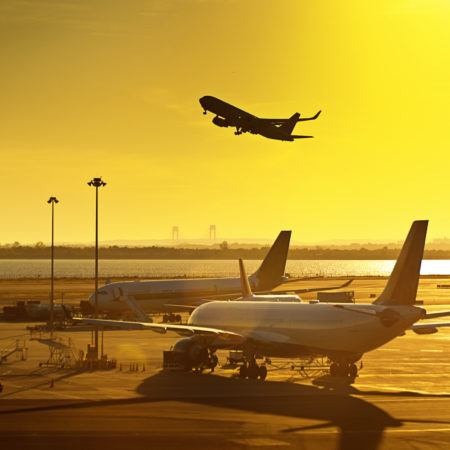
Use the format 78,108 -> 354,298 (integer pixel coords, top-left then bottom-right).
168,337 -> 217,371
212,116 -> 229,127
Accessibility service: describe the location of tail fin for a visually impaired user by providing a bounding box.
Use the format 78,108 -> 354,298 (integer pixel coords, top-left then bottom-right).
239,259 -> 253,298
374,220 -> 428,306
279,113 -> 300,135
250,230 -> 291,290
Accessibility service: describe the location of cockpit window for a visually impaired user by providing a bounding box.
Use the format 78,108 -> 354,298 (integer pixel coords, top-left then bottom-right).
98,290 -> 108,295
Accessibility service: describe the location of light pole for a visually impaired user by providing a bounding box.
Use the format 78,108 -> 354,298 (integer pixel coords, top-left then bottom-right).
87,177 -> 106,358
47,197 -> 59,331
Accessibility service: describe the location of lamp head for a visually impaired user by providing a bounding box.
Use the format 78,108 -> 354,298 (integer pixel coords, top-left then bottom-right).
88,177 -> 106,187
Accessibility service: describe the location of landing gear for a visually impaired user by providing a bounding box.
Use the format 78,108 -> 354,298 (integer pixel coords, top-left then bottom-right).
330,362 -> 358,378
208,353 -> 218,372
348,363 -> 357,378
203,110 -> 207,115
162,313 -> 182,323
258,365 -> 267,380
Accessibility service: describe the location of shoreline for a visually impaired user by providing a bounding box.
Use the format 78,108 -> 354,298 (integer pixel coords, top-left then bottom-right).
0,274 -> 449,282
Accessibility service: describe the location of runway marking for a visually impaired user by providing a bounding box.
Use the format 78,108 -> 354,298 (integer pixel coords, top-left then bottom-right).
420,349 -> 444,352
387,428 -> 450,433
229,438 -> 289,446
378,348 -> 400,351
354,383 -> 450,395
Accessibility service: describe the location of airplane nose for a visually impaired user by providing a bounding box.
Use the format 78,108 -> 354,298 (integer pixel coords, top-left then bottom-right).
199,96 -> 207,108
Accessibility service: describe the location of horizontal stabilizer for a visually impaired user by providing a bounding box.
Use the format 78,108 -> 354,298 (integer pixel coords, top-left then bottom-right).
424,310 -> 450,319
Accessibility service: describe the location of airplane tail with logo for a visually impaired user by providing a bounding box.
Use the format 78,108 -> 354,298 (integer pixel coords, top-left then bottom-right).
373,220 -> 428,306
250,230 -> 291,290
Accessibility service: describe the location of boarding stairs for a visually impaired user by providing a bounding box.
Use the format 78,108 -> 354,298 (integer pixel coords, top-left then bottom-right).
29,331 -> 80,368
120,295 -> 153,322
0,339 -> 28,363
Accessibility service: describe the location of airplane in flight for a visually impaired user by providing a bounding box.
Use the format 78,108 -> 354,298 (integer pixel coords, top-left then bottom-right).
88,230 -> 351,321
78,220 -> 450,381
199,96 -> 321,142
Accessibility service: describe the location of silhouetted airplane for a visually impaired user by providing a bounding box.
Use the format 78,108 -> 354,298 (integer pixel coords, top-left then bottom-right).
199,96 -> 321,141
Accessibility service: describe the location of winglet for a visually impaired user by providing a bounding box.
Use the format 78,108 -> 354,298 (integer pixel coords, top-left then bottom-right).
239,258 -> 253,298
374,221 -> 428,306
297,110 -> 322,122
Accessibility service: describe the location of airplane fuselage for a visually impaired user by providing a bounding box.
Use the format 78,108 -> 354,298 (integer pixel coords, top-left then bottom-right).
189,301 -> 423,359
200,96 -> 300,141
90,276 -> 259,313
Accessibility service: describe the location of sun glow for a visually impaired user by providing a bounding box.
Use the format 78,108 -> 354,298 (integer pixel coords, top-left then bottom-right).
0,1 -> 449,244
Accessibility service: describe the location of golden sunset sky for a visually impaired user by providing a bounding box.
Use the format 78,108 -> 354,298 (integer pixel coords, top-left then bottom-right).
0,0 -> 449,244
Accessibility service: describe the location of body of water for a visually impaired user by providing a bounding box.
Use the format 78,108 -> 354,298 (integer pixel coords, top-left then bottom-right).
0,259 -> 449,279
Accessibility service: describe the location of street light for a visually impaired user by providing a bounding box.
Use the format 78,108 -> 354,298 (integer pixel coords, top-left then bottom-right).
88,177 -> 106,358
47,197 -> 59,331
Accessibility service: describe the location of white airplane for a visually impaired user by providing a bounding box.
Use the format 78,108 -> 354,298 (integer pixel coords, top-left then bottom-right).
78,221 -> 450,381
89,230 -> 350,321
163,258 -> 307,314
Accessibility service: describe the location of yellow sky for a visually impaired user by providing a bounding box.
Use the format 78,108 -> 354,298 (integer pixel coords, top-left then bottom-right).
0,0 -> 449,244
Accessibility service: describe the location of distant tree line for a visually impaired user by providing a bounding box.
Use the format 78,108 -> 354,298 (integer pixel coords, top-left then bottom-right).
0,243 -> 449,259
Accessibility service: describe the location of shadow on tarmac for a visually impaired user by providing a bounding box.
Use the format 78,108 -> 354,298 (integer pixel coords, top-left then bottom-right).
136,371 -> 450,450
1,371 -> 450,450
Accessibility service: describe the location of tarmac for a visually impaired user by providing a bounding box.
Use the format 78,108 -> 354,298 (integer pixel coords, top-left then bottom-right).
1,277 -> 450,449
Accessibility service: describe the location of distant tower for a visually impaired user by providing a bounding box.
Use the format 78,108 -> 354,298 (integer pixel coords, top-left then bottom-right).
172,226 -> 179,241
209,224 -> 216,241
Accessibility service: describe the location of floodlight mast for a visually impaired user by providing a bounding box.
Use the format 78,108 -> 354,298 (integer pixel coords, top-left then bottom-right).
87,177 -> 106,358
47,196 -> 59,331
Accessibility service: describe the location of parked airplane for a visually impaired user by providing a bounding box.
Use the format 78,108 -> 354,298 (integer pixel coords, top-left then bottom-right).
165,258 -> 309,314
79,220 -> 450,381
199,96 -> 321,141
89,231 -> 351,321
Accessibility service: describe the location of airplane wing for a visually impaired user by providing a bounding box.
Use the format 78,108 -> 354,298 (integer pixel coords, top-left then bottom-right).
291,135 -> 313,139
72,317 -> 244,344
409,322 -> 450,334
160,279 -> 353,308
261,279 -> 354,296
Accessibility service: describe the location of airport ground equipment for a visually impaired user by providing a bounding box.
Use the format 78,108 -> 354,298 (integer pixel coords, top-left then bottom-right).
2,300 -> 71,322
0,339 -> 27,363
120,295 -> 153,323
317,290 -> 355,303
30,330 -> 80,368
